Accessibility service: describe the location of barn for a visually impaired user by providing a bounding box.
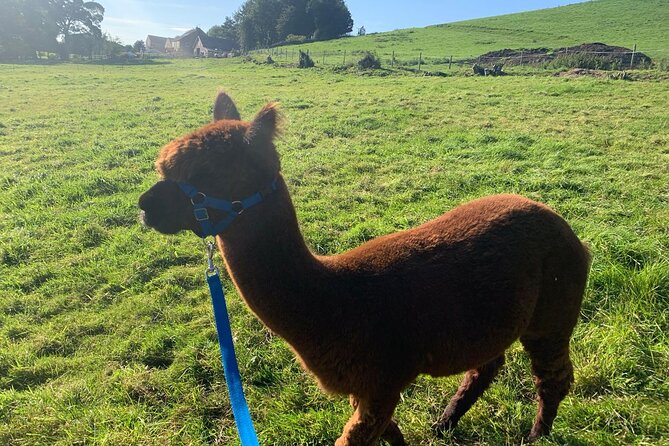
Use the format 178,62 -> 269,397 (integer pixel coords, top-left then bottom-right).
164,28 -> 235,57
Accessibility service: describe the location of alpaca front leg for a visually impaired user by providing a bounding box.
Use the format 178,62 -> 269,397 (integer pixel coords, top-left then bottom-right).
336,394 -> 402,446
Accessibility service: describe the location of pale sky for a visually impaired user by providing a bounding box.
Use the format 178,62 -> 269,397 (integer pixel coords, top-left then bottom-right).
102,0 -> 588,45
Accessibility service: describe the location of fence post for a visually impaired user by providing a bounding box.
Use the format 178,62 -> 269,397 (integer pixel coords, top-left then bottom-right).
630,43 -> 637,68
520,50 -> 524,65
343,50 -> 346,65
392,50 -> 395,67
449,55 -> 452,70
419,51 -> 422,71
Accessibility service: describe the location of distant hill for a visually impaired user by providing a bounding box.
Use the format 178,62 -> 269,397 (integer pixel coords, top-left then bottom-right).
276,0 -> 669,61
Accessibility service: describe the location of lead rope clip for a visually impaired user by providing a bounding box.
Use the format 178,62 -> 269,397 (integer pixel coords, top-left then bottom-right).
204,238 -> 218,276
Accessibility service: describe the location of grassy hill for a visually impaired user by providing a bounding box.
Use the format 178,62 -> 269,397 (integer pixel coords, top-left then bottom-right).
275,0 -> 669,63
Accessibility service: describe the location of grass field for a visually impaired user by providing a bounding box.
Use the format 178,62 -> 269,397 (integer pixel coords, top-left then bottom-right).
273,0 -> 669,66
0,58 -> 668,445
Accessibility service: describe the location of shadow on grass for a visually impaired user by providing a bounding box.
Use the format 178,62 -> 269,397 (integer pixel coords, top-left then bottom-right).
0,59 -> 172,66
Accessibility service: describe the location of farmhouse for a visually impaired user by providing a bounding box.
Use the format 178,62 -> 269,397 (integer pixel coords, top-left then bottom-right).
145,28 -> 235,57
145,35 -> 167,52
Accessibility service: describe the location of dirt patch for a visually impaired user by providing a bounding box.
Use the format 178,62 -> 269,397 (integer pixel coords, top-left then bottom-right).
474,43 -> 652,69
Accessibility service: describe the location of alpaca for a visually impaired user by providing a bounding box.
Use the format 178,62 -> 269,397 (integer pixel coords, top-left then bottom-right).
138,91 -> 590,446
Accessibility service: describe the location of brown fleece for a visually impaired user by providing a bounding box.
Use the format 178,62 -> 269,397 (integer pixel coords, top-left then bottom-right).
138,91 -> 590,446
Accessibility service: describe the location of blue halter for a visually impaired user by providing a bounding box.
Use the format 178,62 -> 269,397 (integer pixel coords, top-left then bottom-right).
178,178 -> 278,238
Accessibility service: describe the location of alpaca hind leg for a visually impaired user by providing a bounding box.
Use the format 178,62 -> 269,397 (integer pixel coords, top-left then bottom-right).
337,394 -> 401,446
434,354 -> 505,433
521,336 -> 573,441
349,396 -> 406,446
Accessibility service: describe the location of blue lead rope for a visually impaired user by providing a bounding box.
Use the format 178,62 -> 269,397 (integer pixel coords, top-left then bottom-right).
179,180 -> 277,445
204,243 -> 260,446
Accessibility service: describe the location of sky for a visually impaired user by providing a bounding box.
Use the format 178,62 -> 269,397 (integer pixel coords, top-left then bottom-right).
102,0 -> 589,45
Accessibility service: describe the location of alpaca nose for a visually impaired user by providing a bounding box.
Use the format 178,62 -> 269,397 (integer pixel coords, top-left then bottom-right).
138,188 -> 165,229
138,189 -> 158,212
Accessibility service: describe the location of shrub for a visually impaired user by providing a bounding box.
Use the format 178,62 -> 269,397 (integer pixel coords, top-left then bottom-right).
358,51 -> 381,69
655,59 -> 669,71
550,54 -> 623,71
298,50 -> 314,68
285,34 -> 307,44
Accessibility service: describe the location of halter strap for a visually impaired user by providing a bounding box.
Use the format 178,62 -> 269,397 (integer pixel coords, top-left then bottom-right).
178,178 -> 278,237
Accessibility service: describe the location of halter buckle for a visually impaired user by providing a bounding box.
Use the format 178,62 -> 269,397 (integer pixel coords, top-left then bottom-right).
194,208 -> 210,221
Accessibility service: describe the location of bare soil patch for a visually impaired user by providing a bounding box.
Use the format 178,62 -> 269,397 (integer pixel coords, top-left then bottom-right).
474,43 -> 651,68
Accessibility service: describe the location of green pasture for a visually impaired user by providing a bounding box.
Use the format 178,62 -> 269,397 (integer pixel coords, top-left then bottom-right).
0,59 -> 668,445
273,0 -> 669,66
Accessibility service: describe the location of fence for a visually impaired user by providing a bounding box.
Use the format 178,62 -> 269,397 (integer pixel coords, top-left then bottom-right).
254,46 -> 669,71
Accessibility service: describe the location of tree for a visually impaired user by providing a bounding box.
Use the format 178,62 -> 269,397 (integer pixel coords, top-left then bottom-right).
276,0 -> 313,40
52,0 -> 105,42
100,32 -> 124,58
0,0 -> 58,58
357,26 -> 366,36
307,0 -> 353,40
133,40 -> 145,53
208,16 -> 240,46
50,0 -> 104,58
237,0 -> 283,51
0,0 -> 107,59
216,0 -> 353,51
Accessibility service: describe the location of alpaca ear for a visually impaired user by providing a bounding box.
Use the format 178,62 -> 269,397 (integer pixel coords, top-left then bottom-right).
213,90 -> 241,121
246,102 -> 281,145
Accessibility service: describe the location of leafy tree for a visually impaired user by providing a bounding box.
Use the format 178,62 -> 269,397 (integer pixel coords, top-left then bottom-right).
208,16 -> 240,46
133,40 -> 145,53
212,0 -> 352,51
100,32 -> 124,57
50,0 -> 104,58
0,0 -> 106,59
237,0 -> 283,50
276,0 -> 313,40
52,0 -> 105,42
0,0 -> 58,58
307,0 -> 353,40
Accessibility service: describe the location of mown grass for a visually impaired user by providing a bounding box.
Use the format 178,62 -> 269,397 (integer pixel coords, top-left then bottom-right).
273,0 -> 669,65
0,59 -> 668,445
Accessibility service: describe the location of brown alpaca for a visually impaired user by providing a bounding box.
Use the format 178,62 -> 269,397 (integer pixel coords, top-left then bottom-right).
138,91 -> 590,446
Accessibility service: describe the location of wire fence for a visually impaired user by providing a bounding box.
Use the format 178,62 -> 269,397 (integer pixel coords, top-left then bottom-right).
254,46 -> 669,71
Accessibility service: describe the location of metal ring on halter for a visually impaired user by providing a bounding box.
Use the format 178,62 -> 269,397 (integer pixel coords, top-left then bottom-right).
231,201 -> 244,215
191,192 -> 206,205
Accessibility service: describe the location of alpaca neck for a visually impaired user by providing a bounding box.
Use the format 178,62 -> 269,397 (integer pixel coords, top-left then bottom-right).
216,176 -> 321,340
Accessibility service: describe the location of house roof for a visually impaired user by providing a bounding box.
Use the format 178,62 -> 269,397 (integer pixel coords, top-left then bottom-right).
172,28 -> 200,42
198,33 -> 235,51
146,35 -> 167,43
146,35 -> 168,49
172,27 -> 235,51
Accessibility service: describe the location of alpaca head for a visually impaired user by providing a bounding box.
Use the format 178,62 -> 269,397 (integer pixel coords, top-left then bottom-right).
138,91 -> 281,235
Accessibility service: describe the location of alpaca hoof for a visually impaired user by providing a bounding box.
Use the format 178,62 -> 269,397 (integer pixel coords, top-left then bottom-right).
527,427 -> 548,443
432,417 -> 458,436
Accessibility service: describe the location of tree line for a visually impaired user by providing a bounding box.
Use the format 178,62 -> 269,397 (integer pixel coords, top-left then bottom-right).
0,0 -> 120,59
208,0 -> 353,51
